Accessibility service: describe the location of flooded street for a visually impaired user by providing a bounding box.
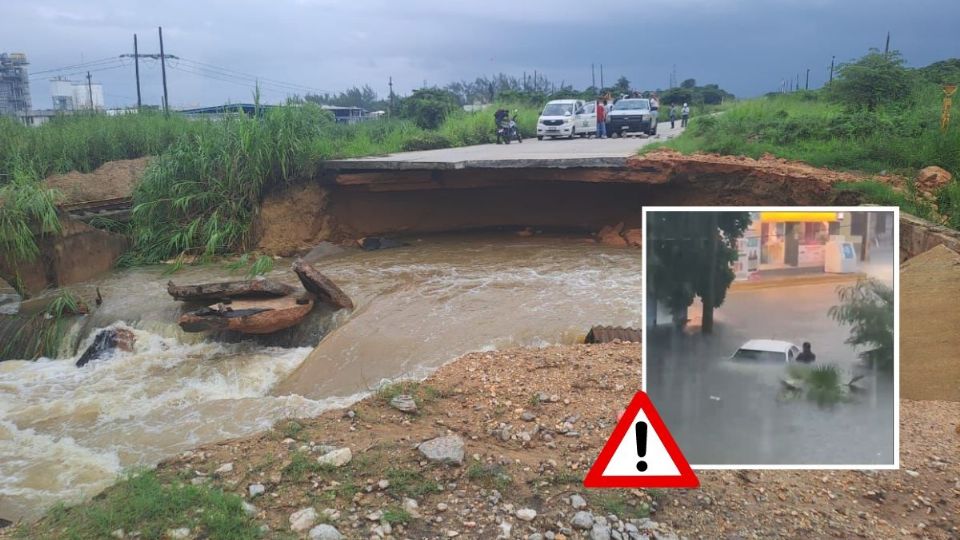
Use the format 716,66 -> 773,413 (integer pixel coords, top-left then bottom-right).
0,234 -> 641,523
647,279 -> 895,466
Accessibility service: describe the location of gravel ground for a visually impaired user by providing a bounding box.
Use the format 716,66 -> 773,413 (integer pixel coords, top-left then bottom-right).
58,342 -> 957,540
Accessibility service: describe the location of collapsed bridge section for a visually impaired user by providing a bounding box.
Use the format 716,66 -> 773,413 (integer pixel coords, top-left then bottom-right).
255,148 -> 862,254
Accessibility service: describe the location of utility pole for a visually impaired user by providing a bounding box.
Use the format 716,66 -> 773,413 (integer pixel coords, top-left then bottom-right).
805,68 -> 810,90
388,76 -> 394,116
591,63 -> 596,89
133,34 -> 141,109
884,31 -> 890,57
533,70 -> 537,92
122,33 -> 178,110
159,26 -> 169,114
829,56 -> 835,84
86,71 -> 94,111
796,73 -> 800,92
600,64 -> 604,89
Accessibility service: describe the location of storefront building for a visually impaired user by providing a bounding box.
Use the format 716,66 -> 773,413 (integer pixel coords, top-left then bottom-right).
733,211 -> 892,280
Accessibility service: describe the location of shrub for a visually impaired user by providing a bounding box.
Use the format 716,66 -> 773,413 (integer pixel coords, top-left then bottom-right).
398,88 -> 461,129
400,132 -> 452,151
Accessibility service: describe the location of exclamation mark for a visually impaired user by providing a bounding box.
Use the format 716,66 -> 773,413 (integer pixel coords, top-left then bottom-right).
635,421 -> 648,472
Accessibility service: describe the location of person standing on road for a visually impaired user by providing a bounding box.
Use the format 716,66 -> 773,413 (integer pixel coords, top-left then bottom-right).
650,93 -> 659,112
681,103 -> 690,128
796,342 -> 816,363
668,105 -> 677,129
595,98 -> 607,139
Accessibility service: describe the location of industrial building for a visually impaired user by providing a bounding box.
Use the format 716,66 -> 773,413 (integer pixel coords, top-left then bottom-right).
0,52 -> 32,118
50,77 -> 105,111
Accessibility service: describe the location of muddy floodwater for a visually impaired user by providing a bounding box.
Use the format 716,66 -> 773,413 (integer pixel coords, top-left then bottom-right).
647,276 -> 896,466
0,234 -> 641,522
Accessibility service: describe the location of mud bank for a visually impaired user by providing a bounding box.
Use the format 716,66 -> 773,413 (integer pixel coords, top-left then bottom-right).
0,215 -> 128,296
256,150 -> 863,255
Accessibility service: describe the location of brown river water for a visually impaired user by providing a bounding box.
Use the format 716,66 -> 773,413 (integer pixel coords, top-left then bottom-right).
0,234 -> 642,522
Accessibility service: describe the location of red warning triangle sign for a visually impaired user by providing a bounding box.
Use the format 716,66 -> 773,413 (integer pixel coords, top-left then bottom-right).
584,391 -> 699,489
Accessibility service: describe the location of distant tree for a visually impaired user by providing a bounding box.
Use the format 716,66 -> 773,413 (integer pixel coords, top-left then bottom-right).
304,85 -> 386,110
828,278 -> 894,372
680,78 -> 697,89
398,88 -> 460,129
648,212 -> 751,332
829,50 -> 912,111
613,76 -> 631,95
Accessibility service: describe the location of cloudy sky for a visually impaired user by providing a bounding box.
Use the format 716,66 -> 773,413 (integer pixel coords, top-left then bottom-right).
3,0 -> 958,109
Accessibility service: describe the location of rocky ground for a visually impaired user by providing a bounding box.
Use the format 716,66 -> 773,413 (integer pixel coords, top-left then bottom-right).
28,342 -> 954,540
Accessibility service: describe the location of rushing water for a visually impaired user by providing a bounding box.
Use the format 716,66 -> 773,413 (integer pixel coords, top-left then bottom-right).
0,234 -> 642,522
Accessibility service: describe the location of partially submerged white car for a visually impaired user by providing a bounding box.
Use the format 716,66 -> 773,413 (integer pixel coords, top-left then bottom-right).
729,339 -> 802,364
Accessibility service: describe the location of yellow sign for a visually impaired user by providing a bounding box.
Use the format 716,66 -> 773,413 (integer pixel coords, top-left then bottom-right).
759,212 -> 839,223
943,85 -> 957,133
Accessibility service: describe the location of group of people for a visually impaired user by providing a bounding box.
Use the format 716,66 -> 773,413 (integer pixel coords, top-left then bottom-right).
591,92 -> 690,139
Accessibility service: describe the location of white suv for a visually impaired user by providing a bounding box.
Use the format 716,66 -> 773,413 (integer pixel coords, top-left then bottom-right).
537,99 -> 584,140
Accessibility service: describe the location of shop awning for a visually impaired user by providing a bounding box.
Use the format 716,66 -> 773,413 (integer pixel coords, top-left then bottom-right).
759,212 -> 840,222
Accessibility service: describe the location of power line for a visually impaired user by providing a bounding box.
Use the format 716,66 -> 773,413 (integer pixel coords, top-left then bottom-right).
29,62 -> 127,81
30,56 -> 122,76
176,57 -> 331,95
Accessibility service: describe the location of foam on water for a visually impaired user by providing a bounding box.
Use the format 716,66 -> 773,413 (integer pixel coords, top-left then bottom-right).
0,325 -> 329,521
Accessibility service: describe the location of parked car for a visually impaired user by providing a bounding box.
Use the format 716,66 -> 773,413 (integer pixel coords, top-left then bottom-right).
536,99 -> 584,140
729,339 -> 802,363
607,98 -> 658,136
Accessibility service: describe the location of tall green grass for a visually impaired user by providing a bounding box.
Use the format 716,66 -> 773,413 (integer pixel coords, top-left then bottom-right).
1,100 -> 544,269
657,88 -> 960,223
663,89 -> 960,175
0,112 -> 197,184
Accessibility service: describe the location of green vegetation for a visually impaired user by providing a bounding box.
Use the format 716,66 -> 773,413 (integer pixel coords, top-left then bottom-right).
0,97 -> 543,274
0,288 -> 85,360
833,180 -> 935,221
225,254 -> 276,278
785,364 -> 850,407
381,506 -> 412,525
385,467 -> 443,498
375,379 -> 444,408
828,278 -> 895,372
21,470 -> 260,540
657,52 -> 960,223
647,212 -> 752,332
283,451 -> 330,482
465,462 -> 513,491
0,173 -> 61,287
587,491 -> 651,519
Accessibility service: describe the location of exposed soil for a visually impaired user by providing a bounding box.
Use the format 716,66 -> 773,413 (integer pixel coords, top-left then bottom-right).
255,183 -> 336,256
631,149 -> 904,187
900,245 -> 960,402
22,341 -> 953,540
43,157 -> 150,205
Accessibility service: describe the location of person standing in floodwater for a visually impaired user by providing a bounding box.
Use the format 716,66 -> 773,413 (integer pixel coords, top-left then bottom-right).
681,103 -> 690,128
796,342 -> 816,363
668,105 -> 677,129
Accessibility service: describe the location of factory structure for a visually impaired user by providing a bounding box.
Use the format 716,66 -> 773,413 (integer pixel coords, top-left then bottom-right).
1,52 -> 111,126
0,52 -> 31,117
50,77 -> 105,112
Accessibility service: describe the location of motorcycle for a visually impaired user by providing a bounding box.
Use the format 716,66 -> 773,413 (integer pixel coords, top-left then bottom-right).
497,112 -> 523,144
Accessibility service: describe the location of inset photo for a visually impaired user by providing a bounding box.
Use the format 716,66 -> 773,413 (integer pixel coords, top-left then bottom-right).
642,208 -> 898,467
